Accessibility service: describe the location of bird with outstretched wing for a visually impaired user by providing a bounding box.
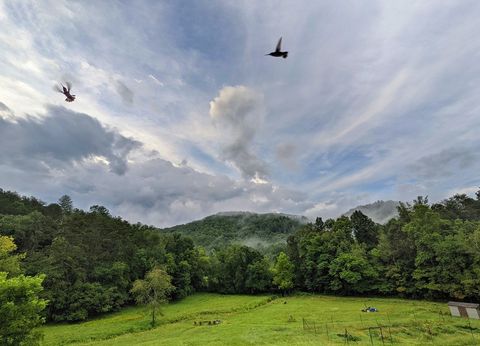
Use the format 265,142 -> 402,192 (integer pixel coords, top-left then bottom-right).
266,37 -> 288,58
54,82 -> 76,102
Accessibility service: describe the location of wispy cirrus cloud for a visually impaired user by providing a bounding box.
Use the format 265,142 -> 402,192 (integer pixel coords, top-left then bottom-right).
0,0 -> 479,225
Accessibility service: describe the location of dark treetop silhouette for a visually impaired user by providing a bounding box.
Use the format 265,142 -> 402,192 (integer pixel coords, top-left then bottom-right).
266,37 -> 288,59
54,82 -> 76,102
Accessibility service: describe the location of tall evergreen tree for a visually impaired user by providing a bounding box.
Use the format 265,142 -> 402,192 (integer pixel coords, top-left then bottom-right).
350,211 -> 378,249
58,195 -> 73,214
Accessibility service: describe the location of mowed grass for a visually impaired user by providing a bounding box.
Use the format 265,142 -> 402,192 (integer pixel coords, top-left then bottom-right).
40,293 -> 480,345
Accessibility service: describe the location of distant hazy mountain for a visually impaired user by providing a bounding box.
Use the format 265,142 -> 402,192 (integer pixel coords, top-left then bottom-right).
343,200 -> 400,224
160,212 -> 307,249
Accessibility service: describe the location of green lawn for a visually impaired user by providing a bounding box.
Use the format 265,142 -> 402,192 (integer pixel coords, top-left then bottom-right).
40,293 -> 480,345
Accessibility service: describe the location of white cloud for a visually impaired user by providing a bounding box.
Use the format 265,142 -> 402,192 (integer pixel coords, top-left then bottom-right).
1,1 -> 480,226
148,74 -> 164,86
209,85 -> 268,179
447,186 -> 479,198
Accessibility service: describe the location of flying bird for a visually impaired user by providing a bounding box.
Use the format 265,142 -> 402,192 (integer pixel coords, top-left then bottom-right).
54,82 -> 76,102
266,37 -> 288,59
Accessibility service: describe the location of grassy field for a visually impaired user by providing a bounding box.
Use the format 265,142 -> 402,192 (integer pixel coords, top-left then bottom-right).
40,293 -> 480,345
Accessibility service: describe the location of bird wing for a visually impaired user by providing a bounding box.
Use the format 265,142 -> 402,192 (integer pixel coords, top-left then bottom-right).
66,81 -> 72,92
53,85 -> 63,93
275,37 -> 282,52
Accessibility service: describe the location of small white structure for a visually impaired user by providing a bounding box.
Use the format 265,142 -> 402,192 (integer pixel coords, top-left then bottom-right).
448,301 -> 480,319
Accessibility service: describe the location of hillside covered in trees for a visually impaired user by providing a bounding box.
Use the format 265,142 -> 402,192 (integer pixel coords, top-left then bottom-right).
160,212 -> 308,251
1,187 -> 480,331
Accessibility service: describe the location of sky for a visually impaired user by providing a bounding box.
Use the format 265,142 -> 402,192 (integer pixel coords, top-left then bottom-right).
1,0 -> 479,227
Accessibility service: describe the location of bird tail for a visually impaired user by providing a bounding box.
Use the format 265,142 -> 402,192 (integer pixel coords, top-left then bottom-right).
283,52 -> 288,58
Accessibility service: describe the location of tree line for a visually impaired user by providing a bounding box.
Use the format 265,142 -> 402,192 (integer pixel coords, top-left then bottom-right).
1,188 -> 480,344
287,194 -> 480,301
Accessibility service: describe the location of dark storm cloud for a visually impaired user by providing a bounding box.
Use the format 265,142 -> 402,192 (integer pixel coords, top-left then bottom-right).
114,80 -> 134,105
0,99 -> 310,226
101,158 -> 313,226
222,140 -> 268,180
0,105 -> 140,175
410,147 -> 477,179
3,154 -> 313,227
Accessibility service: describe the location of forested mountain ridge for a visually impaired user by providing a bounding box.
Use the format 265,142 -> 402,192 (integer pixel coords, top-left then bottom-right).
1,187 -> 480,328
159,212 -> 308,250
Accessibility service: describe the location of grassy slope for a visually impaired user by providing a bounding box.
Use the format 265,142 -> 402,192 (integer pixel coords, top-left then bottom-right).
41,293 -> 480,346
40,294 -> 272,345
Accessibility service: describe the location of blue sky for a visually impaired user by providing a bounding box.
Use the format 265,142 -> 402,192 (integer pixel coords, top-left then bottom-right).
0,0 -> 479,226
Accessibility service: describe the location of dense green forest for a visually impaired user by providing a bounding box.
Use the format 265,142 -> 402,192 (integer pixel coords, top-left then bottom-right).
160,212 -> 306,251
1,188 -> 480,333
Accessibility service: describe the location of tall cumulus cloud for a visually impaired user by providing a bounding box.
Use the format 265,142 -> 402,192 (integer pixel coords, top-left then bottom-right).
209,85 -> 268,180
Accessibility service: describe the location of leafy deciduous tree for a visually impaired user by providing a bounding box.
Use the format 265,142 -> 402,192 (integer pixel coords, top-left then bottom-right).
0,236 -> 47,346
0,273 -> 47,346
130,267 -> 174,327
273,252 -> 294,295
0,236 -> 24,277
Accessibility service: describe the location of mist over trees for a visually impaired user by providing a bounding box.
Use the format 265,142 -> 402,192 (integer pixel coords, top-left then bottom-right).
0,188 -> 480,324
161,212 -> 305,251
